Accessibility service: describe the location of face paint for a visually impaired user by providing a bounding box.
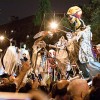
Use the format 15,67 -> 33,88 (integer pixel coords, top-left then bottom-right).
48,49 -> 56,58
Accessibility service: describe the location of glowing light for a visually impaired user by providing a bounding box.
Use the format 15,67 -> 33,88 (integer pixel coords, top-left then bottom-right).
0,36 -> 5,41
0,35 -> 11,42
11,30 -> 14,33
0,49 -> 2,52
49,21 -> 58,30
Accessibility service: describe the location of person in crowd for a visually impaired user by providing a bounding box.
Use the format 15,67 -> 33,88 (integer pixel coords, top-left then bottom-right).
18,81 -> 32,93
51,79 -> 70,100
30,90 -> 49,100
0,60 -> 30,92
96,44 -> 100,62
92,73 -> 100,88
84,73 -> 100,100
67,79 -> 89,100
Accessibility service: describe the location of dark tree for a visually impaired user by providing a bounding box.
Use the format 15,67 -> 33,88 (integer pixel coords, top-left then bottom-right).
34,0 -> 51,26
82,0 -> 100,44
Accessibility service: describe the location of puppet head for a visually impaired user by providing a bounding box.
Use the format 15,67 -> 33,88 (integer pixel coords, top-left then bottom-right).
67,6 -> 83,30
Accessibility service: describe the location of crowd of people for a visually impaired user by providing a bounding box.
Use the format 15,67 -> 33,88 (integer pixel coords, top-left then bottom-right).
0,6 -> 100,100
0,65 -> 99,100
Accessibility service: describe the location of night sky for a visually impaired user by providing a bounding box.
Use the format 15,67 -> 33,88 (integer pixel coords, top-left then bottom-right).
0,0 -> 90,25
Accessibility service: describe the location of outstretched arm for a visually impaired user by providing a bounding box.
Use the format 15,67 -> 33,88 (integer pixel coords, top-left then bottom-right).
14,61 -> 30,90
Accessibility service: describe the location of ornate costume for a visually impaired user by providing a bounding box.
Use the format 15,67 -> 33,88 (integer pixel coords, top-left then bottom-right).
55,36 -> 69,65
67,6 -> 100,78
76,26 -> 95,63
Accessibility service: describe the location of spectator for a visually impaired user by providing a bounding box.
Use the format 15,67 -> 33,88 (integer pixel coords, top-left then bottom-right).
84,74 -> 100,100
18,81 -> 32,93
0,61 -> 30,92
51,79 -> 70,100
92,73 -> 100,88
67,79 -> 89,100
30,90 -> 49,100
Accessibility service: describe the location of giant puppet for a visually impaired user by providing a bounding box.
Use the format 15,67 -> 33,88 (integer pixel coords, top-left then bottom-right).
67,6 -> 100,78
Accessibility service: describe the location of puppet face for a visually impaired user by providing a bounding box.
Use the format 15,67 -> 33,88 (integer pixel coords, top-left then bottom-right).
48,49 -> 56,58
67,6 -> 82,24
68,15 -> 76,24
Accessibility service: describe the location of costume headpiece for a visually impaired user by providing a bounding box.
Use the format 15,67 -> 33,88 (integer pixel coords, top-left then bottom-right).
67,6 -> 84,30
67,6 -> 82,19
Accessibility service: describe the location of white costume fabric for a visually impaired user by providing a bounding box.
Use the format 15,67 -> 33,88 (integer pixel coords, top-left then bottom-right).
3,46 -> 18,75
32,41 -> 46,74
20,48 -> 31,83
76,26 -> 100,77
55,36 -> 70,77
0,58 -> 5,75
20,48 -> 30,62
55,36 -> 69,65
76,26 -> 95,63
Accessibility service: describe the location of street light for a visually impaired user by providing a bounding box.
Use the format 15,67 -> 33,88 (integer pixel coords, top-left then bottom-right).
0,35 -> 12,45
49,21 -> 69,34
0,36 -> 5,41
49,21 -> 59,30
0,49 -> 2,52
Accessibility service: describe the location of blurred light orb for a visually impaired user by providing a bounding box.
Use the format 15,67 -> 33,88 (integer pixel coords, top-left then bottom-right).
26,35 -> 30,39
0,36 -> 5,41
50,21 -> 58,30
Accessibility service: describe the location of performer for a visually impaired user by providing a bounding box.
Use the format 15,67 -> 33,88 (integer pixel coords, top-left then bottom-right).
32,40 -> 47,76
67,6 -> 100,78
48,36 -> 70,79
20,44 -> 30,63
55,36 -> 69,64
55,36 -> 70,78
3,40 -> 19,75
47,49 -> 57,81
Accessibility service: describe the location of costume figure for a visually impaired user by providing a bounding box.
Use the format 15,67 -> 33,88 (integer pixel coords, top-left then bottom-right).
48,36 -> 70,79
3,41 -> 19,75
47,49 -> 57,81
67,6 -> 100,78
55,36 -> 70,78
55,36 -> 69,64
20,44 -> 30,62
76,25 -> 94,63
32,41 -> 47,75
